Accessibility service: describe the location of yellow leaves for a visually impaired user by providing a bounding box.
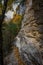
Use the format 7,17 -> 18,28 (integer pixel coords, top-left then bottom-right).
12,14 -> 22,24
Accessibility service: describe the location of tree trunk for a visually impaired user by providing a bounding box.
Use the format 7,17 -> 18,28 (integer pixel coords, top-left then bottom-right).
0,0 -> 8,65
0,18 -> 3,65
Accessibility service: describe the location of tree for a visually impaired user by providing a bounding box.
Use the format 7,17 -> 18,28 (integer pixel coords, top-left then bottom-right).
0,0 -> 8,65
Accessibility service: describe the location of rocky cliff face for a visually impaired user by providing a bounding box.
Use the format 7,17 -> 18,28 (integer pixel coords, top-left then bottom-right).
4,0 -> 43,65
16,0 -> 43,64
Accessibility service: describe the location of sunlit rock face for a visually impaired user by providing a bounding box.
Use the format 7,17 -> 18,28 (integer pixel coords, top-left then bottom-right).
4,0 -> 43,65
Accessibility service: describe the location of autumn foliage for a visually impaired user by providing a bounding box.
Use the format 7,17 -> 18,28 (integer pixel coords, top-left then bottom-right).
12,14 -> 22,24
